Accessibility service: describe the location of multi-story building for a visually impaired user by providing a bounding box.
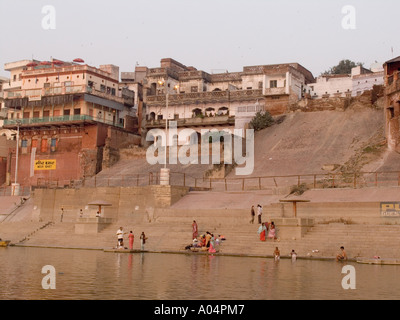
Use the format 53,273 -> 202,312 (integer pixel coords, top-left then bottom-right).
384,56 -> 400,151
2,58 -> 139,188
141,58 -> 314,137
0,75 -> 9,120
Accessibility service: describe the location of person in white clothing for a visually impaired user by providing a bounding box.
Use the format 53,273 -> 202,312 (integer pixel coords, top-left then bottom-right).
116,227 -> 124,248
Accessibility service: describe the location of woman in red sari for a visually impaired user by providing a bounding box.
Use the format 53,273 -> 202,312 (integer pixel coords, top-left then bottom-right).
258,223 -> 267,241
128,231 -> 134,250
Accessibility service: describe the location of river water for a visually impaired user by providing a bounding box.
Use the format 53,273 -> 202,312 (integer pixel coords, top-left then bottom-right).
0,247 -> 399,300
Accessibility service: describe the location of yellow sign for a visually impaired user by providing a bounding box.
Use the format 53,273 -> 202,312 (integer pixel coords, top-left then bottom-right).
380,202 -> 400,217
34,159 -> 56,170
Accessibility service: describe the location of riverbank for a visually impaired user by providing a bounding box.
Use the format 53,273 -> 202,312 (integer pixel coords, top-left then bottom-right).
2,186 -> 400,260
10,242 -> 357,263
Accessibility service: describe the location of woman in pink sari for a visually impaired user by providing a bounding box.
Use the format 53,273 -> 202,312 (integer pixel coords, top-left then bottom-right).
208,234 -> 217,253
268,222 -> 277,241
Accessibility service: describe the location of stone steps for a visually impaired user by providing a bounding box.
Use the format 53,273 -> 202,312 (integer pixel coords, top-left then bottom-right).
9,214 -> 400,259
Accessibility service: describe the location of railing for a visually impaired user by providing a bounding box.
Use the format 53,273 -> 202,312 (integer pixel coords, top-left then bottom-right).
57,170 -> 400,192
263,87 -> 286,96
3,114 -> 124,128
0,186 -> 31,197
145,115 -> 234,128
4,84 -> 134,105
386,71 -> 400,95
146,89 -> 264,105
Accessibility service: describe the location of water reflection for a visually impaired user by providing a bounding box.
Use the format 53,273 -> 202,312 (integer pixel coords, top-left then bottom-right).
0,247 -> 399,300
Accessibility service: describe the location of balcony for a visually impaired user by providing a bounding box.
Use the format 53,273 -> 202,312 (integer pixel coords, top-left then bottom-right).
263,87 -> 287,96
3,114 -> 124,129
145,115 -> 235,129
386,72 -> 400,95
4,84 -> 134,106
146,89 -> 264,106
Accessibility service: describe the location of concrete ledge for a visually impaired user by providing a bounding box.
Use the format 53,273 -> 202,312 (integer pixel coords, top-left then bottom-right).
271,218 -> 314,239
75,217 -> 113,234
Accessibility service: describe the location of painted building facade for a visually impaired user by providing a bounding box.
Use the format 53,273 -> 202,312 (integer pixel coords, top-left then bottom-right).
2,58 -> 140,187
141,58 -> 314,136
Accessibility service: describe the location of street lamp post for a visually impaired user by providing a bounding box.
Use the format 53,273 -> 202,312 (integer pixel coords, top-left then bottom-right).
12,120 -> 21,196
158,79 -> 178,185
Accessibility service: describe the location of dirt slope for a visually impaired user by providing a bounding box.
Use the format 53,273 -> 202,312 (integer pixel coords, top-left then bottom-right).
229,106 -> 387,178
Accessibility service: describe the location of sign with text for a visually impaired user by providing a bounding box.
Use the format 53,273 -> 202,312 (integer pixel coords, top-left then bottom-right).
34,159 -> 56,170
380,202 -> 400,217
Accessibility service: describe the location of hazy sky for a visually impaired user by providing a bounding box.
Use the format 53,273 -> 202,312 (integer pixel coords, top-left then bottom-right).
0,0 -> 398,78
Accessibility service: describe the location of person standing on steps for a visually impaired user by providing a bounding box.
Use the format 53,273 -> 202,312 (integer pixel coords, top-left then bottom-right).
250,205 -> 255,224
257,204 -> 263,224
192,220 -> 198,240
140,232 -> 148,251
258,223 -> 267,241
116,227 -> 124,248
128,231 -> 134,250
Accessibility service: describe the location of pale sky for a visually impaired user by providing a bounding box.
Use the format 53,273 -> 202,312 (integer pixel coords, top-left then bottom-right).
0,0 -> 398,78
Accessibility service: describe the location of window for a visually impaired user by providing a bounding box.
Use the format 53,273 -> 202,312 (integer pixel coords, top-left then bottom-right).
21,139 -> 28,154
191,86 -> 198,93
31,139 -> 38,150
50,138 -> 57,152
270,80 -> 278,88
63,109 -> 70,116
74,108 -> 81,115
41,138 -> 48,153
100,84 -> 106,93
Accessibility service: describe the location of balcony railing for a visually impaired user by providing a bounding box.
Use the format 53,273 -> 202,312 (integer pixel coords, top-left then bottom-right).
263,87 -> 287,96
4,84 -> 134,105
145,115 -> 234,128
386,71 -> 400,95
3,114 -> 124,128
146,89 -> 264,105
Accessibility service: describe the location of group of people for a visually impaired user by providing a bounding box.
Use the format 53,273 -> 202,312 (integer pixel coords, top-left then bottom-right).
271,247 -> 298,262
251,205 -> 278,241
257,221 -> 278,241
116,227 -> 148,251
189,220 -> 225,253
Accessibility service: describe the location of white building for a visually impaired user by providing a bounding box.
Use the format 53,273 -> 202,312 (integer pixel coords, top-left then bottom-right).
310,64 -> 384,99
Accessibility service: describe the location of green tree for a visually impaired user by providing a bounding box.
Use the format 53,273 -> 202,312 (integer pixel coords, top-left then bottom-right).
322,59 -> 364,75
250,111 -> 274,131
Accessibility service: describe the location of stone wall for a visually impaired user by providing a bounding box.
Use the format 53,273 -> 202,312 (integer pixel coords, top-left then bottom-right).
32,185 -> 190,223
102,126 -> 141,169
